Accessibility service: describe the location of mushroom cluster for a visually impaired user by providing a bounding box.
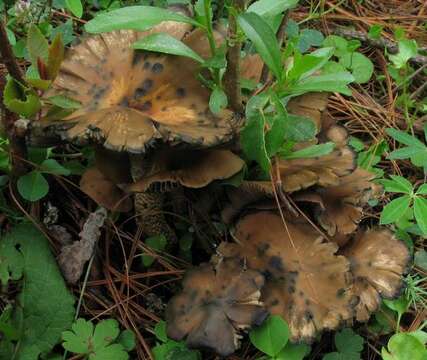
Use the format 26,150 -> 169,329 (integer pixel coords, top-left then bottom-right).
38,6 -> 410,358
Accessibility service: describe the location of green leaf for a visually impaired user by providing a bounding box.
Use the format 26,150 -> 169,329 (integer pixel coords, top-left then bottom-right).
17,171 -> 49,202
63,318 -> 94,354
5,223 -> 75,359
0,234 -> 24,285
65,0 -> 83,17
380,195 -> 411,225
238,12 -> 283,80
40,159 -> 72,176
384,295 -> 410,316
380,175 -> 413,194
247,0 -> 299,18
142,235 -> 167,267
249,315 -> 289,357
368,24 -> 383,39
287,48 -> 333,81
93,319 -> 120,350
277,343 -> 310,360
414,196 -> 427,235
287,72 -> 354,96
85,6 -> 199,33
386,128 -> 425,148
416,183 -> 427,195
382,333 -> 427,360
132,33 -> 204,63
388,146 -> 424,160
322,35 -> 348,57
389,39 -> 418,69
3,78 -> 42,118
47,33 -> 65,80
27,24 -> 49,65
284,114 -> 316,142
209,86 -> 228,114
335,328 -> 363,354
154,320 -> 168,343
339,52 -> 374,83
118,330 -> 136,351
414,250 -> 427,271
241,113 -> 270,173
282,142 -> 335,159
48,95 -> 81,109
90,343 -> 128,360
265,94 -> 287,156
297,29 -> 324,53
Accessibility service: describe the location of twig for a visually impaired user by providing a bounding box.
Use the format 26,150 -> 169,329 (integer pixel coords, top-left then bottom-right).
334,27 -> 427,67
0,21 -> 25,84
260,11 -> 290,84
223,0 -> 245,113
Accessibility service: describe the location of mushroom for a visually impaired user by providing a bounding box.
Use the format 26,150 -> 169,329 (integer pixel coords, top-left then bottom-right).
294,168 -> 382,246
166,256 -> 268,356
219,211 -> 357,342
340,229 -> 410,321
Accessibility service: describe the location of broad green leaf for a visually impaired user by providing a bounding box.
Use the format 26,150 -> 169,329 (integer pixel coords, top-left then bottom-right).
286,72 -> 354,96
323,35 -> 348,57
93,319 -> 120,350
282,142 -> 335,159
382,333 -> 427,360
380,175 -> 413,194
3,78 -> 42,118
132,33 -> 204,63
238,12 -> 283,80
27,24 -> 49,65
154,320 -> 168,342
40,159 -> 71,176
142,235 -> 167,267
6,27 -> 16,45
416,183 -> 427,195
247,0 -> 299,18
249,315 -> 289,357
380,195 -> 411,225
47,33 -> 65,80
0,234 -> 24,285
414,196 -> 427,235
85,6 -> 199,33
65,0 -> 83,18
335,328 -> 363,354
17,171 -> 49,202
118,330 -> 136,351
63,319 -> 94,354
26,78 -> 52,90
48,95 -> 82,109
389,39 -> 418,69
368,24 -> 383,39
240,113 -> 270,173
297,29 -> 324,53
209,86 -> 228,114
277,343 -> 310,360
90,343 -> 128,360
384,295 -> 410,316
284,114 -> 316,142
339,52 -> 373,83
386,128 -> 425,148
246,92 -> 270,118
265,94 -> 287,156
287,49 -> 333,82
5,224 -> 75,359
388,146 -> 424,160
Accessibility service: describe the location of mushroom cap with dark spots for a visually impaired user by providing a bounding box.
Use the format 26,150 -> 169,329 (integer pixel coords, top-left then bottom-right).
166,257 -> 268,356
340,228 -> 411,322
219,211 -> 357,342
126,148 -> 245,192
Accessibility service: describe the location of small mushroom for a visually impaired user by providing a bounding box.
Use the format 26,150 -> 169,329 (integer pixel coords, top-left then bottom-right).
340,229 -> 411,321
80,167 -> 132,212
166,257 -> 268,356
294,168 -> 382,246
127,149 -> 245,192
220,211 -> 357,342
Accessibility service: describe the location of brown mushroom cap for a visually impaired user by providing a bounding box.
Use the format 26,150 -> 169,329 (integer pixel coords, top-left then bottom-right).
45,23 -> 236,152
220,211 -> 356,342
166,257 -> 268,356
340,229 -> 410,322
80,167 -> 132,212
126,149 -> 245,192
294,168 -> 382,246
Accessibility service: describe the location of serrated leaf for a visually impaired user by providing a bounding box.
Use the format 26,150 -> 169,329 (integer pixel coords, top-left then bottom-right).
380,195 -> 411,225
85,6 -> 199,33
90,343 -> 128,360
241,113 -> 271,173
247,0 -> 299,18
65,0 -> 83,18
238,12 -> 283,80
209,86 -> 228,114
93,319 -> 120,350
133,33 -> 204,63
414,196 -> 427,235
5,224 -> 75,359
17,171 -> 49,202
63,319 -> 94,354
335,328 -> 363,354
40,159 -> 71,176
249,315 -> 289,356
27,24 -> 49,66
339,52 -> 373,83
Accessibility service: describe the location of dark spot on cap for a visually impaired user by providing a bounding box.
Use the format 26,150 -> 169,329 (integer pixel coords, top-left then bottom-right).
161,106 -> 167,112
269,256 -> 284,272
119,97 -> 129,107
132,51 -> 145,66
305,311 -> 313,321
288,285 -> 295,294
156,95 -> 162,100
152,63 -> 164,74
176,87 -> 186,97
257,243 -> 269,257
143,61 -> 151,69
135,88 -> 147,98
336,288 -> 345,298
139,101 -> 152,111
141,79 -> 153,91
305,299 -> 310,306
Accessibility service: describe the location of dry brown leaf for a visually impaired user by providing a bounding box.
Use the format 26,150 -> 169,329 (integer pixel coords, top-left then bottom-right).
220,211 -> 356,342
340,229 -> 410,322
80,167 -> 132,212
166,257 -> 267,356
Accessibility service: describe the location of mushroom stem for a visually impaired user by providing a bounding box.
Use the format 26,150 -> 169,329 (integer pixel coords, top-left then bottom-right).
223,0 -> 245,113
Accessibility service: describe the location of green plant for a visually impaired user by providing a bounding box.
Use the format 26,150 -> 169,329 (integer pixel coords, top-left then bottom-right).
322,328 -> 364,360
151,321 -> 201,360
139,235 -> 168,267
382,326 -> 427,360
249,315 -> 310,360
62,318 -> 136,359
379,175 -> 427,235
